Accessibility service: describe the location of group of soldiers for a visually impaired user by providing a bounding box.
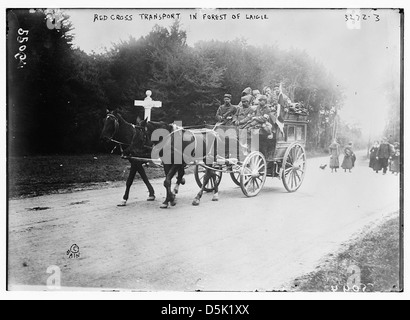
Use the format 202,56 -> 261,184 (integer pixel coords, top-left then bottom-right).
215,86 -> 292,139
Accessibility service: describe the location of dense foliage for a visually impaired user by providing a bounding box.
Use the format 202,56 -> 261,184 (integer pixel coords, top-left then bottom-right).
8,10 -> 370,155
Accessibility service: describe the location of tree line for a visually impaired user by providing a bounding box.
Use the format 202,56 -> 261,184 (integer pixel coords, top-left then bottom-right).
8,9 -> 366,155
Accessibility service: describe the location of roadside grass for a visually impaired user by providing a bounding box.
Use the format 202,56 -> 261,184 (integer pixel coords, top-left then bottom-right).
292,212 -> 402,293
8,149 -> 327,199
7,154 -> 168,199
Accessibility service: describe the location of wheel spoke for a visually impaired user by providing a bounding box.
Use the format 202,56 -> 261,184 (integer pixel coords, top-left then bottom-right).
244,166 -> 252,175
296,147 -> 302,159
294,169 -> 302,183
291,147 -> 296,162
244,175 -> 252,186
255,158 -> 262,170
284,167 -> 293,174
293,151 -> 300,164
290,172 -> 295,189
287,172 -> 292,186
296,145 -> 301,157
251,179 -> 257,192
288,172 -> 292,189
295,153 -> 305,164
246,179 -> 253,191
254,178 -> 260,189
295,165 -> 304,173
257,164 -> 265,172
250,156 -> 256,168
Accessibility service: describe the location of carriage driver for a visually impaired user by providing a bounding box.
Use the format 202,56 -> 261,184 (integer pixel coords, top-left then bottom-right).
216,94 -> 237,126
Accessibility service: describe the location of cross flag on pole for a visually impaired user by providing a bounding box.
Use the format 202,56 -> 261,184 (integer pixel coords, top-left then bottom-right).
276,82 -> 285,134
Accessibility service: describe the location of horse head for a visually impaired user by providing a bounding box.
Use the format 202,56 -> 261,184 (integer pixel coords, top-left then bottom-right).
100,109 -> 119,142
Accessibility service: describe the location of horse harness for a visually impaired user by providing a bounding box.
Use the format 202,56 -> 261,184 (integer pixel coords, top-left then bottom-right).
106,113 -> 150,154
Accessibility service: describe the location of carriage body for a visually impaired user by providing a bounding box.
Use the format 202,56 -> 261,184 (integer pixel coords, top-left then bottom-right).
195,114 -> 308,196
269,116 -> 308,162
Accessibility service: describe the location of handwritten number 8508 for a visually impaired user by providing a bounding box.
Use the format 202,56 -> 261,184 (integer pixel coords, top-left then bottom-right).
15,28 -> 29,69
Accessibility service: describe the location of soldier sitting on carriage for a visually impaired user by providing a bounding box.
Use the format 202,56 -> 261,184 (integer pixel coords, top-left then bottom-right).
233,95 -> 254,129
215,93 -> 237,125
242,95 -> 275,139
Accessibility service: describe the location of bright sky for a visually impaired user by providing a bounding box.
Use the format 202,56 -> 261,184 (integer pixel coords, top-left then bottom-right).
67,8 -> 402,139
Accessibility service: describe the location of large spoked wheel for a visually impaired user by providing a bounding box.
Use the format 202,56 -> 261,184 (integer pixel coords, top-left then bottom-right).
229,165 -> 241,186
194,165 -> 222,192
282,142 -> 307,192
240,151 -> 267,197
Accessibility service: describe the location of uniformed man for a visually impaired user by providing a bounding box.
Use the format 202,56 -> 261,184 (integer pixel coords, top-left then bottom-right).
244,95 -> 274,139
376,137 -> 394,175
216,94 -> 237,125
233,95 -> 254,128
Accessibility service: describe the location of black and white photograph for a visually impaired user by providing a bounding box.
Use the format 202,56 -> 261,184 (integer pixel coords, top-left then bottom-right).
4,2 -> 406,299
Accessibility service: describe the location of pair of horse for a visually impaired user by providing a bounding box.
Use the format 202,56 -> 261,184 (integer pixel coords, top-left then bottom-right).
100,109 -> 220,208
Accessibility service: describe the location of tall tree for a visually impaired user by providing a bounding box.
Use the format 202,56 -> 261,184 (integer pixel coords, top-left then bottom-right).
8,9 -> 76,154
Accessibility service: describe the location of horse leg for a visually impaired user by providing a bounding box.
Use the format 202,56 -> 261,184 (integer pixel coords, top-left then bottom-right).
173,166 -> 186,195
119,161 -> 138,206
160,164 -> 171,208
192,168 -> 212,206
161,165 -> 179,209
136,163 -> 155,201
212,169 -> 219,202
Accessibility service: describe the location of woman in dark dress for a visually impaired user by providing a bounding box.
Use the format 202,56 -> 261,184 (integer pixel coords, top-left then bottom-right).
341,142 -> 355,173
329,139 -> 340,173
369,141 -> 379,171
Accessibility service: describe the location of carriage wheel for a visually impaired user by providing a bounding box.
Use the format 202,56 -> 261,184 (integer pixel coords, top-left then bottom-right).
282,142 -> 306,192
229,165 -> 241,186
194,165 -> 223,192
240,151 -> 267,197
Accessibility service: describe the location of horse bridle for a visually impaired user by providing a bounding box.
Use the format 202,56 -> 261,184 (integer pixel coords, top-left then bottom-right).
106,113 -> 129,154
106,114 -> 120,141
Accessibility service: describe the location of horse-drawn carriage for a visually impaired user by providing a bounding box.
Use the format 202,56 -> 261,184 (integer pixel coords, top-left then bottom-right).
101,104 -> 308,207
193,112 -> 308,197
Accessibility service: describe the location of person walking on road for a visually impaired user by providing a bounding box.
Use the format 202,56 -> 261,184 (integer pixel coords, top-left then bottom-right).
376,137 -> 394,175
390,142 -> 400,175
328,139 -> 340,173
341,142 -> 355,173
369,141 -> 380,172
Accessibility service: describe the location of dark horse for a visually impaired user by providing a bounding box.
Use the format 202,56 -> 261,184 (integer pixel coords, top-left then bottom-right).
100,109 -> 185,206
125,121 -> 221,208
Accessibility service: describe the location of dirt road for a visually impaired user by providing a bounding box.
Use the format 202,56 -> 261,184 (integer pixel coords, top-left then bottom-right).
8,151 -> 400,291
